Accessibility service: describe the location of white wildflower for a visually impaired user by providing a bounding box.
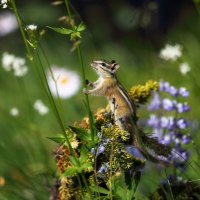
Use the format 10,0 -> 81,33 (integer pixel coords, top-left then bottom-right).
159,44 -> 182,61
26,24 -> 37,31
47,66 -> 81,99
0,12 -> 18,36
179,62 -> 191,75
12,57 -> 28,77
13,65 -> 28,77
0,0 -> 8,8
10,107 -> 19,116
2,52 -> 15,71
34,99 -> 49,115
1,53 -> 28,77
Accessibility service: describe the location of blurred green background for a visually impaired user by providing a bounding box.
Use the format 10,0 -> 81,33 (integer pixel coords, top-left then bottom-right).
0,0 -> 200,199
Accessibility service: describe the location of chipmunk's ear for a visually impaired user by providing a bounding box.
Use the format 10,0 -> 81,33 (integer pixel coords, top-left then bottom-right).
110,62 -> 120,72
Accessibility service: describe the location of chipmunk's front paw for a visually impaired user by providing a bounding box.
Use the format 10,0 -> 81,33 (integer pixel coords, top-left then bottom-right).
83,88 -> 89,94
85,79 -> 90,85
85,79 -> 93,87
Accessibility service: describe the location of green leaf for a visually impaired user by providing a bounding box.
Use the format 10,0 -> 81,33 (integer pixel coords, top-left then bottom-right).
79,146 -> 89,163
47,135 -> 65,144
90,186 -> 110,195
77,22 -> 86,32
70,32 -> 81,40
69,126 -> 91,141
68,155 -> 78,166
63,166 -> 78,176
113,172 -> 137,200
79,162 -> 92,172
47,26 -> 73,35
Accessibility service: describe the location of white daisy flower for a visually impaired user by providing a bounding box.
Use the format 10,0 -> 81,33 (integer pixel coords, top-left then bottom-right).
10,107 -> 19,116
34,99 -> 49,115
0,0 -> 8,8
179,62 -> 191,75
159,44 -> 182,61
1,53 -> 28,77
26,24 -> 37,31
47,66 -> 81,99
0,12 -> 18,36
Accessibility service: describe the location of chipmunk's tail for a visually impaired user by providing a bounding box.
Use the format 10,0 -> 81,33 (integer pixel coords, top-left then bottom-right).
131,126 -> 172,166
117,116 -> 172,166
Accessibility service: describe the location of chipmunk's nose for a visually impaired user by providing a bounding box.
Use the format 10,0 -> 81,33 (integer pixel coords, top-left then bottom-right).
91,60 -> 97,68
91,60 -> 101,67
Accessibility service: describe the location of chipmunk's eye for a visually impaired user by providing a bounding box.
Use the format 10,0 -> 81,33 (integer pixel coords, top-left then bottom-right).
101,62 -> 106,67
111,66 -> 115,71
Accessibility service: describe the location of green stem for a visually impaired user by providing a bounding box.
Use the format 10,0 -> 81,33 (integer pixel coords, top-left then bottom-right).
11,0 -> 32,60
38,42 -> 66,127
64,0 -> 72,20
94,153 -> 101,199
193,0 -> 200,15
109,142 -> 114,200
77,45 -> 95,141
63,0 -> 95,142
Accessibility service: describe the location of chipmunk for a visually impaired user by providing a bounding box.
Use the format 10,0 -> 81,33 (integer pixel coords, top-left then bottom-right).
83,60 -> 171,165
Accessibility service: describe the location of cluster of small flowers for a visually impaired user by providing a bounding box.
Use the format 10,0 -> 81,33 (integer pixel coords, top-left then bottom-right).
91,132 -> 109,156
0,0 -> 8,9
1,52 -> 28,77
147,80 -> 191,166
159,44 -> 182,61
91,132 -> 110,176
26,24 -> 37,31
98,163 -> 109,176
33,99 -> 49,115
159,44 -> 191,75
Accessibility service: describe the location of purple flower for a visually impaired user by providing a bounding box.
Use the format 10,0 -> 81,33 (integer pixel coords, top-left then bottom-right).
148,93 -> 161,110
162,98 -> 174,111
98,144 -> 105,154
179,87 -> 189,97
146,80 -> 192,167
180,151 -> 189,161
154,128 -> 164,139
176,102 -> 190,113
168,117 -> 175,130
98,163 -> 109,174
103,138 -> 109,145
182,135 -> 191,144
160,134 -> 172,145
160,116 -> 169,128
91,148 -> 95,155
97,132 -> 102,139
159,80 -> 170,92
147,114 -> 159,128
176,118 -> 188,129
167,86 -> 178,97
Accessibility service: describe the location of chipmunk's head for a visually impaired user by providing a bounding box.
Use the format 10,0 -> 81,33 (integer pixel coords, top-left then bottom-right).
91,60 -> 120,78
